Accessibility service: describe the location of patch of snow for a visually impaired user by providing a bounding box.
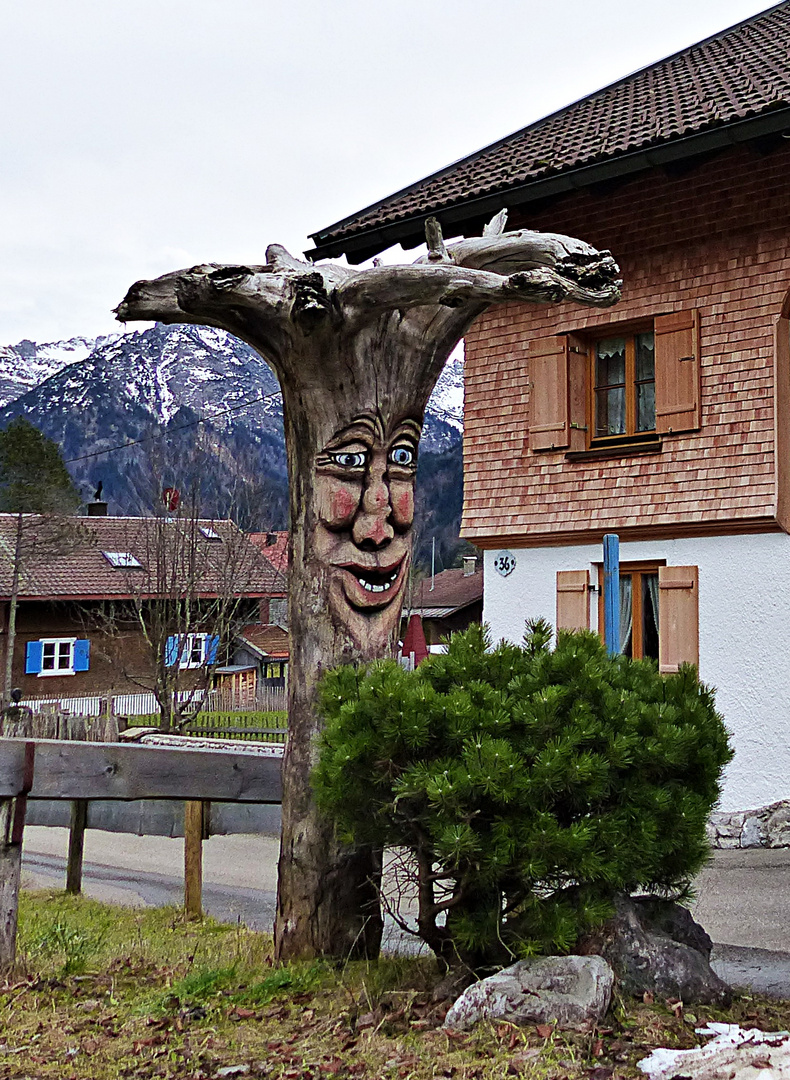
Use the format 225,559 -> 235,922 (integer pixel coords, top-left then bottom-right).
639,1024 -> 790,1080
427,346 -> 464,431
0,333 -> 118,409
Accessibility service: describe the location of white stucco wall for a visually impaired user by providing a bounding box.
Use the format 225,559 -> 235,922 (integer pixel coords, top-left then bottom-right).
483,533 -> 790,813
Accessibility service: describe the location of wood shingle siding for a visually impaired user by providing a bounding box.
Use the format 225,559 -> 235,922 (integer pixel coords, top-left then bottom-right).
462,143 -> 790,546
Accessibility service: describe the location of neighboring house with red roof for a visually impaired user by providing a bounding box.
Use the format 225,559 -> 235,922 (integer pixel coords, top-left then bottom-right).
0,511 -> 288,702
404,557 -> 483,646
309,3 -> 790,818
232,622 -> 290,690
249,531 -> 289,625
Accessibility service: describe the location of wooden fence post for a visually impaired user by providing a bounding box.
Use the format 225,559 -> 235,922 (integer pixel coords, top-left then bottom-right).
0,740 -> 34,972
0,799 -> 23,972
184,800 -> 207,920
65,799 -> 88,894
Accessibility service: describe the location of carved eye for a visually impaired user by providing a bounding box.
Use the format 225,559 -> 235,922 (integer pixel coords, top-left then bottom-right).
331,451 -> 366,468
389,447 -> 415,467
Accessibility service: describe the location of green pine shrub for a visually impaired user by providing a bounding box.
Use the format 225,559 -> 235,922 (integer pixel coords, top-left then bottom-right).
314,620 -> 733,971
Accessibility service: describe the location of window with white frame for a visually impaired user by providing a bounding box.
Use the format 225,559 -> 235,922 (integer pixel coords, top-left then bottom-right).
165,633 -> 219,669
26,637 -> 91,677
43,638 -> 75,673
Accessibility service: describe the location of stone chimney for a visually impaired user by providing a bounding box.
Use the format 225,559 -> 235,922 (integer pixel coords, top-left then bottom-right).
463,555 -> 477,576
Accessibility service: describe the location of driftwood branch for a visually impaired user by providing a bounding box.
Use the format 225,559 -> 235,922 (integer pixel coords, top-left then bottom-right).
337,261 -> 619,313
482,208 -> 508,237
115,225 -> 620,341
425,217 -> 450,263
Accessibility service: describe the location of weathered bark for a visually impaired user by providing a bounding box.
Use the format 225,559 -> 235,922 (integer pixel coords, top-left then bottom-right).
115,214 -> 620,961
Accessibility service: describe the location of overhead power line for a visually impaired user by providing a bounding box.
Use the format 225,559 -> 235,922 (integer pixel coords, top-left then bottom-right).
62,391 -> 283,464
62,393 -> 462,466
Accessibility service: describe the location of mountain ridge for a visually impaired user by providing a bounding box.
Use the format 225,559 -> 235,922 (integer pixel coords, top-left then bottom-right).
0,324 -> 466,569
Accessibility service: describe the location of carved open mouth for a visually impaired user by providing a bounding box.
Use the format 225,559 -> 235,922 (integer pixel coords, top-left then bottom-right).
352,565 -> 401,594
336,557 -> 407,609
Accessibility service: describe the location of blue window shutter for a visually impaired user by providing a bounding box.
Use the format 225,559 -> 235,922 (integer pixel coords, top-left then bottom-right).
25,640 -> 43,674
205,635 -> 219,665
165,635 -> 180,667
73,639 -> 90,672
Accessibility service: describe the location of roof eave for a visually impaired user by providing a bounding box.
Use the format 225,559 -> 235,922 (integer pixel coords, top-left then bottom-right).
306,106 -> 790,263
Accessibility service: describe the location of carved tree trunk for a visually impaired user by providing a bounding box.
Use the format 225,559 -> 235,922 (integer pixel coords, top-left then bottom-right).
116,213 -> 620,960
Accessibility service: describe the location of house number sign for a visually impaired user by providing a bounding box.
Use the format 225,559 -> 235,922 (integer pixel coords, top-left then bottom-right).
493,551 -> 517,577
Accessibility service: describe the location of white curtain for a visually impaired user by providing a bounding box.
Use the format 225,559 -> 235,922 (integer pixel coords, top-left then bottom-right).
619,575 -> 633,654
646,573 -> 660,634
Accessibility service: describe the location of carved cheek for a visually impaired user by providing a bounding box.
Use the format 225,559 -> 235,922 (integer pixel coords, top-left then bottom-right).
317,476 -> 361,528
390,482 -> 414,529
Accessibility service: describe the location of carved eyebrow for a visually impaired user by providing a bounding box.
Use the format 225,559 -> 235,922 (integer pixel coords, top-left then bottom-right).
388,419 -> 422,445
323,413 -> 382,451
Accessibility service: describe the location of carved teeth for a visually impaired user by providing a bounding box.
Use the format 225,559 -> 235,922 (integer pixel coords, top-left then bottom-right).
356,569 -> 399,593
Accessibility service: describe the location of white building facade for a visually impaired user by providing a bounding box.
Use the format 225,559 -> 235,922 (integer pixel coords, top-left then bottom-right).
484,533 -> 790,814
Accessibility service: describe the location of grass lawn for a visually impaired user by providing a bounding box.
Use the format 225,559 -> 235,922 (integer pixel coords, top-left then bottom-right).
4,889 -> 790,1079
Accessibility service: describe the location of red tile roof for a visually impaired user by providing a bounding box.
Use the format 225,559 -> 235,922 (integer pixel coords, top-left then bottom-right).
239,623 -> 290,659
408,566 -> 483,615
249,531 -> 289,573
309,3 -> 790,260
0,514 -> 287,600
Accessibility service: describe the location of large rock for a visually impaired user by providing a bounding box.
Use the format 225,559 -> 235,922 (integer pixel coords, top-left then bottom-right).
443,955 -> 614,1031
579,894 -> 731,1004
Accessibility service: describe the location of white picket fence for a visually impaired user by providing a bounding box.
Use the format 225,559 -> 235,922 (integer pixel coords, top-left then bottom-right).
20,685 -> 286,719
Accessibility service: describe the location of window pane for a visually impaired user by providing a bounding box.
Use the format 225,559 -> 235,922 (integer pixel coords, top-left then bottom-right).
635,332 -> 655,381
596,338 -> 626,387
42,643 -> 56,670
57,642 -> 72,669
637,381 -> 656,432
619,575 -> 633,657
643,574 -> 659,660
596,387 -> 626,437
190,637 -> 203,664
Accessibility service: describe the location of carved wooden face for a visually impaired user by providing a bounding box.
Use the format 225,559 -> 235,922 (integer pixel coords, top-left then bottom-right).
313,412 -> 419,641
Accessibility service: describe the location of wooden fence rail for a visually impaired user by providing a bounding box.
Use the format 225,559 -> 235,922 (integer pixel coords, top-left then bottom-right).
0,737 -> 283,971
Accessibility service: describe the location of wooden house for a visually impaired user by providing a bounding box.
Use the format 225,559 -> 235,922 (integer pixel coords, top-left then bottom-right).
0,511 -> 287,704
308,3 -> 790,816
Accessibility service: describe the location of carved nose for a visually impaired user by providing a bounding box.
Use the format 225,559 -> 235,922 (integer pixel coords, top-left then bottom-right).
352,476 -> 394,550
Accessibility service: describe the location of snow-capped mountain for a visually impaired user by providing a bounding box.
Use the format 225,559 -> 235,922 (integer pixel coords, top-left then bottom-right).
0,323 -> 462,446
0,334 -> 116,409
428,347 -> 464,434
0,324 -> 464,547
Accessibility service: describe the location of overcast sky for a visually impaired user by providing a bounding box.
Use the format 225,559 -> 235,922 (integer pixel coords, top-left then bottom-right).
0,0 -> 776,345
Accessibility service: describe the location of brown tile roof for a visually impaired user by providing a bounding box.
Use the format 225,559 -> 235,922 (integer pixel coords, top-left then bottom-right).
409,567 -> 483,615
249,531 -> 289,573
0,514 -> 287,600
309,3 -> 790,260
239,623 -> 290,659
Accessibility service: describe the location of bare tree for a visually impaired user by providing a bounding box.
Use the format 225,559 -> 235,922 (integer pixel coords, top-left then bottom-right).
0,419 -> 87,704
115,212 -> 621,960
94,503 -> 265,732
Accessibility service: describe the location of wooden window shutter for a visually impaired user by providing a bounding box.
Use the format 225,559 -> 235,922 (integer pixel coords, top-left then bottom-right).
25,640 -> 43,674
655,310 -> 701,434
529,334 -> 587,451
658,565 -> 699,674
556,570 -> 590,631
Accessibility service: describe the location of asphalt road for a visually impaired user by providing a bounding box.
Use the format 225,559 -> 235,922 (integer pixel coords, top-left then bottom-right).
20,828 -> 790,994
